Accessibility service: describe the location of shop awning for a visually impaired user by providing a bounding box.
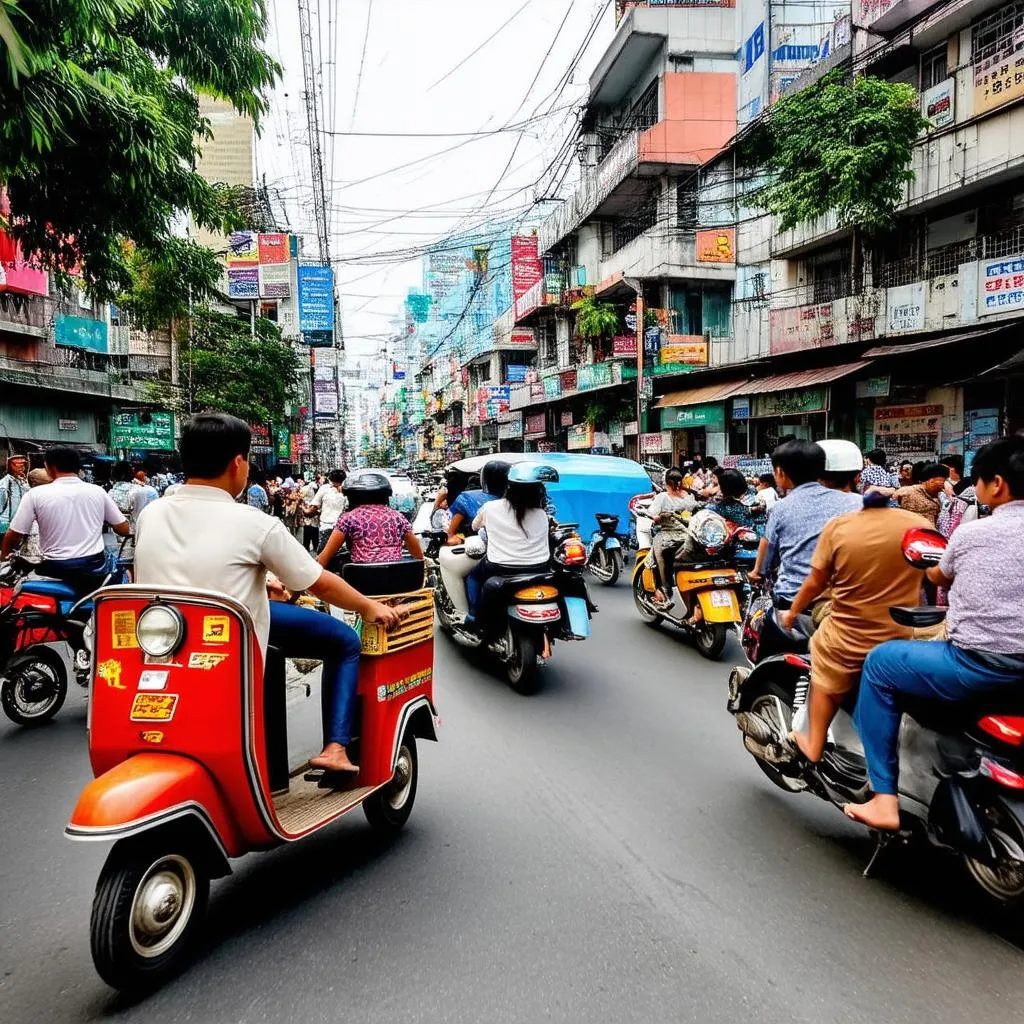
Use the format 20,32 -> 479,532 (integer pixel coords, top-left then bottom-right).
861,326 -> 1007,358
654,361 -> 870,409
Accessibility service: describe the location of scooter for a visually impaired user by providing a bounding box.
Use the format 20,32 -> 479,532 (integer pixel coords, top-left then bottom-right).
585,513 -> 626,586
632,508 -> 753,660
66,560 -> 437,991
728,527 -> 1024,906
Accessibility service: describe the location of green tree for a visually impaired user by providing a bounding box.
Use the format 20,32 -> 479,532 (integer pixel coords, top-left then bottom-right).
0,0 -> 278,297
361,445 -> 395,468
149,306 -> 301,425
572,296 -> 620,341
744,71 -> 927,235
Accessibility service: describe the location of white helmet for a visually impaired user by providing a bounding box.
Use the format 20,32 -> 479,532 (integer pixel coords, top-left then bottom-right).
817,439 -> 863,473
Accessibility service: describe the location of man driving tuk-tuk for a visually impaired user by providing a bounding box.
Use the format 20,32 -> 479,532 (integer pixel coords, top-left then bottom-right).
133,413 -> 402,774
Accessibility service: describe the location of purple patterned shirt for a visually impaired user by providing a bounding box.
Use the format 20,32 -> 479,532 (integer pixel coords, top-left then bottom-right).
335,505 -> 409,563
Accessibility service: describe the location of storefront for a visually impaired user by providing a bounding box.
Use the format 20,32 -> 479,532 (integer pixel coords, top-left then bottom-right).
659,401 -> 726,462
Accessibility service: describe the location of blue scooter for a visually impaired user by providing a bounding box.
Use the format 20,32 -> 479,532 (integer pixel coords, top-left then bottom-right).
585,513 -> 626,586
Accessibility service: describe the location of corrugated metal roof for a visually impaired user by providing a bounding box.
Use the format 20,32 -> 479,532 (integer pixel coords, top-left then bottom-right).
654,361 -> 869,409
861,326 -> 1006,358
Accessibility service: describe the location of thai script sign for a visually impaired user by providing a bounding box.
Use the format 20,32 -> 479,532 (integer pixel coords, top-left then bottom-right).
979,254 -> 1024,316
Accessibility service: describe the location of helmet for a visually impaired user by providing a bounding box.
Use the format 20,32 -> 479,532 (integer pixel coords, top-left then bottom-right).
342,470 -> 392,508
817,439 -> 863,473
481,459 -> 511,496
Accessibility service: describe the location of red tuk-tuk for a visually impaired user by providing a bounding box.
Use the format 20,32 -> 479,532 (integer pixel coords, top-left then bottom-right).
66,561 -> 437,991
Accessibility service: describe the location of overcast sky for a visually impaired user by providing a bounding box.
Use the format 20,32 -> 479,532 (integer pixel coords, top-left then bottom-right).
257,0 -> 615,373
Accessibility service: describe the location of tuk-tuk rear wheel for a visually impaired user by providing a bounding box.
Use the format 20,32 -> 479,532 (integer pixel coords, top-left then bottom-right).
90,837 -> 209,991
364,733 -> 418,836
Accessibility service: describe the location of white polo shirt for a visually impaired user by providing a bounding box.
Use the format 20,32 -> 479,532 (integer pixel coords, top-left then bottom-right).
134,485 -> 322,655
311,484 -> 347,531
9,475 -> 126,560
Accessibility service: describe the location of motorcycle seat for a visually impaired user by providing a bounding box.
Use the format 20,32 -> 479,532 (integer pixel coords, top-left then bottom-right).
901,680 -> 1024,734
889,605 -> 948,629
342,559 -> 425,597
21,579 -> 79,602
481,572 -> 556,596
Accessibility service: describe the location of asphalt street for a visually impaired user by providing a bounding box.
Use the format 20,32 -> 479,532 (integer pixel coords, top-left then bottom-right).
2,585 -> 1024,1023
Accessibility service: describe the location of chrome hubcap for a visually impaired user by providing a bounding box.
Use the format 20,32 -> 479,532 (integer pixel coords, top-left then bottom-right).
129,855 -> 196,958
9,664 -> 59,717
388,747 -> 414,811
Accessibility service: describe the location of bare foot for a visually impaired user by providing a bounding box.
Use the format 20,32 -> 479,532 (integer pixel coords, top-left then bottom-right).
310,742 -> 359,774
843,793 -> 900,831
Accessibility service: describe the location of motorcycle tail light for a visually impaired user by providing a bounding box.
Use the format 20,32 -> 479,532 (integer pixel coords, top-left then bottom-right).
977,716 -> 1024,747
559,539 -> 586,566
783,654 -> 810,670
979,756 -> 1024,789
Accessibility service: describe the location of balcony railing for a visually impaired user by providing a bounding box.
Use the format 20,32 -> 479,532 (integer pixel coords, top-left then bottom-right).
876,231 -> 1024,287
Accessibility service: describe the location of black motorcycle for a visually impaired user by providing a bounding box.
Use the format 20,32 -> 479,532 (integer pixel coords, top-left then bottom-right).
585,513 -> 627,586
728,528 -> 1024,906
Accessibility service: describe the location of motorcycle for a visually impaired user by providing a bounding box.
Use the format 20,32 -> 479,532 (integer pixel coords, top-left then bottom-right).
0,543 -> 131,727
632,507 -> 755,660
585,512 -> 627,586
67,560 -> 437,991
728,527 -> 1024,906
433,469 -> 594,695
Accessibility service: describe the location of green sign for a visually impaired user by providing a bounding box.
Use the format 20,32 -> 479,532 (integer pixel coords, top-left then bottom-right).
275,426 -> 290,459
111,411 -> 175,451
660,402 -> 726,430
542,374 -> 561,398
622,363 -> 699,380
751,388 -> 827,418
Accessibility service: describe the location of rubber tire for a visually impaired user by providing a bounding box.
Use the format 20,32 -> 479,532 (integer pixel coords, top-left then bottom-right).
0,647 -> 68,727
601,551 -> 621,587
363,733 -> 418,836
632,570 -> 661,628
745,686 -> 803,794
962,802 -> 1024,910
433,586 -> 455,636
506,629 -> 542,695
90,837 -> 209,992
695,622 -> 728,661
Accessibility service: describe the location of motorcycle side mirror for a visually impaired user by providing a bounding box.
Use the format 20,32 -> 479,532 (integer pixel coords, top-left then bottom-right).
902,527 -> 947,569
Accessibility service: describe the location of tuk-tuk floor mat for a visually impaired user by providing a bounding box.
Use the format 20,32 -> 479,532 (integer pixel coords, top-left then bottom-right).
273,776 -> 377,834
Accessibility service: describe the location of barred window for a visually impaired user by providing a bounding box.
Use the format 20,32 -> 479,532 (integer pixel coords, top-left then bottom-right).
920,43 -> 948,90
972,3 -> 1024,65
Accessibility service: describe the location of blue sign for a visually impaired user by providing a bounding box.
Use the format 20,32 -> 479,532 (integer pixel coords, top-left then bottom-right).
297,265 -> 335,333
394,369 -> 406,381
773,44 -> 820,62
54,314 -> 108,354
506,364 -> 528,383
732,396 -> 750,421
743,22 -> 765,72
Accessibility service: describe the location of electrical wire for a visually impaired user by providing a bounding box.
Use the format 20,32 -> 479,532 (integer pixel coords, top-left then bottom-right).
349,0 -> 374,130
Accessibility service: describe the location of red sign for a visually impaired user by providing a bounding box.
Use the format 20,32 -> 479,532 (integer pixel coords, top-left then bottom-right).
258,233 -> 289,265
612,334 -> 637,357
0,189 -> 49,296
525,412 -> 547,437
511,236 -> 543,303
559,369 -> 577,393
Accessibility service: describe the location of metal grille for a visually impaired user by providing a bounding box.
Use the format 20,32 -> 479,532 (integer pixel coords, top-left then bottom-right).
612,194 -> 659,253
812,275 -> 853,304
982,226 -> 1024,258
926,239 -> 977,277
972,3 -> 1024,64
878,255 -> 921,288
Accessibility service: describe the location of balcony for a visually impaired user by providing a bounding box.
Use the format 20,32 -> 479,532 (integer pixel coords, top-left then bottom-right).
0,293 -> 52,339
857,0 -> 940,35
601,222 -> 737,284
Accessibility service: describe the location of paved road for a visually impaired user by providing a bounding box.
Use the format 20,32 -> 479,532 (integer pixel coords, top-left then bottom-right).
2,586 -> 1024,1023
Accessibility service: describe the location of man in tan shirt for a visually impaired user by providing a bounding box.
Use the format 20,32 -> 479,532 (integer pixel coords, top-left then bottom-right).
869,462 -> 948,527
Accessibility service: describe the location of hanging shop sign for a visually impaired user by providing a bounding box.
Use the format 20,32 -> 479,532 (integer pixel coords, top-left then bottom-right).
498,414 -> 524,440
751,387 -> 827,418
525,412 -> 547,438
297,265 -> 335,333
640,431 -> 673,454
660,402 -> 726,431
111,411 -> 175,451
577,362 -> 613,391
227,267 -> 259,300
543,374 -> 561,399
978,254 -> 1024,316
695,228 -> 736,264
886,282 -> 925,333
921,78 -> 954,129
511,236 -> 543,303
612,334 -> 637,357
560,411 -> 574,427
250,424 -> 273,454
506,364 -> 529,383
509,328 -> 536,347
607,422 -> 625,447
855,375 -> 891,399
567,424 -> 595,451
731,397 -> 750,420
873,404 -> 943,459
660,337 -> 708,366
974,25 -> 1024,117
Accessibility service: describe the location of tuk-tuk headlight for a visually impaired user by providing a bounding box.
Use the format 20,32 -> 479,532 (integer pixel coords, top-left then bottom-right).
137,604 -> 185,658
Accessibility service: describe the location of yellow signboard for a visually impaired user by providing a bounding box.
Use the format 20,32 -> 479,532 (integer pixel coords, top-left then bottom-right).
974,30 -> 1024,116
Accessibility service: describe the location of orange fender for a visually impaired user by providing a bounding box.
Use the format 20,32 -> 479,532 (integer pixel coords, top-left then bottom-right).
67,752 -> 245,859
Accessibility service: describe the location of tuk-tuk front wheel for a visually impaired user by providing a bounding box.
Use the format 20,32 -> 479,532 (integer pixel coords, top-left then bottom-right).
364,733 -> 418,836
90,837 -> 209,991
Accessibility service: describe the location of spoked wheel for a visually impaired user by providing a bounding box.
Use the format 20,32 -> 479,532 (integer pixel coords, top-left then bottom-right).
0,648 -> 68,726
506,627 -> 541,695
964,803 -> 1024,908
632,570 -> 661,628
746,692 -> 805,793
588,548 -> 620,586
364,733 -> 419,836
90,838 -> 209,991
695,622 -> 728,661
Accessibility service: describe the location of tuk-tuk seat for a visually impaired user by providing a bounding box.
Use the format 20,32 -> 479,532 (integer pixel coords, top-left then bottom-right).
342,559 -> 425,597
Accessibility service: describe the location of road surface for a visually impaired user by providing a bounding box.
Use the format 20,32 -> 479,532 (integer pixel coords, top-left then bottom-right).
2,585 -> 1023,1022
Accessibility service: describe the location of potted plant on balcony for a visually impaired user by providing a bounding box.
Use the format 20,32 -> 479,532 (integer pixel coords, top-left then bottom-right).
572,295 -> 620,363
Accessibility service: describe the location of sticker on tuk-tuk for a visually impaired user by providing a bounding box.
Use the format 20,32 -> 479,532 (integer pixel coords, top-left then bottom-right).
98,659 -> 125,689
111,611 -> 139,649
376,668 -> 432,702
202,615 -> 231,644
130,692 -> 179,722
137,670 -> 169,691
188,652 -> 228,670
139,730 -> 164,744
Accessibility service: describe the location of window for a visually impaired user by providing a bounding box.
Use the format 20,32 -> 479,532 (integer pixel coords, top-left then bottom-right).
677,180 -> 698,228
612,193 -> 659,253
920,43 -> 948,90
972,3 -> 1024,65
540,320 -> 557,365
598,79 -> 659,162
812,257 -> 849,304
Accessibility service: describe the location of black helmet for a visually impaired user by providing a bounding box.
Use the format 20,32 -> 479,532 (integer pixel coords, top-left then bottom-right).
343,470 -> 392,508
481,459 -> 511,497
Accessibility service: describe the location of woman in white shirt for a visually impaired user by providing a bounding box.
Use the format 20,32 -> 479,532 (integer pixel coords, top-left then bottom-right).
468,469 -> 552,622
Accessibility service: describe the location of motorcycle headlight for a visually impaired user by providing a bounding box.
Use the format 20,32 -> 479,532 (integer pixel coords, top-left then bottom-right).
136,604 -> 185,658
696,518 -> 728,550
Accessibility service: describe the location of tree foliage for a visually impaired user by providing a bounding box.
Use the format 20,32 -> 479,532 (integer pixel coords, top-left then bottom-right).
743,71 -> 928,235
0,0 -> 279,297
149,306 -> 301,426
572,296 -> 620,340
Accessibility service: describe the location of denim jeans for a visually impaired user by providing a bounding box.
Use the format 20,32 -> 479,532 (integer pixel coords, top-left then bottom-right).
268,602 -> 362,746
856,639 -> 1024,796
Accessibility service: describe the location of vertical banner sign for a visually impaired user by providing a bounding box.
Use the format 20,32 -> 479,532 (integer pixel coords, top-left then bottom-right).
297,266 -> 335,346
511,236 -> 544,302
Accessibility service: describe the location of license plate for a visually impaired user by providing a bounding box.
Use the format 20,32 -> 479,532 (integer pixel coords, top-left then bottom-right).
710,590 -> 734,608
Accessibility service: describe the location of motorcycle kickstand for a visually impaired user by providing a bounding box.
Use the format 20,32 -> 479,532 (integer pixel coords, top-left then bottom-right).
862,829 -> 906,879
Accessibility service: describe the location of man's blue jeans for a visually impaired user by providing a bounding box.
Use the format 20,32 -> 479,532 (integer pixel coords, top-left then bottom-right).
268,602 -> 361,746
856,640 -> 1023,796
